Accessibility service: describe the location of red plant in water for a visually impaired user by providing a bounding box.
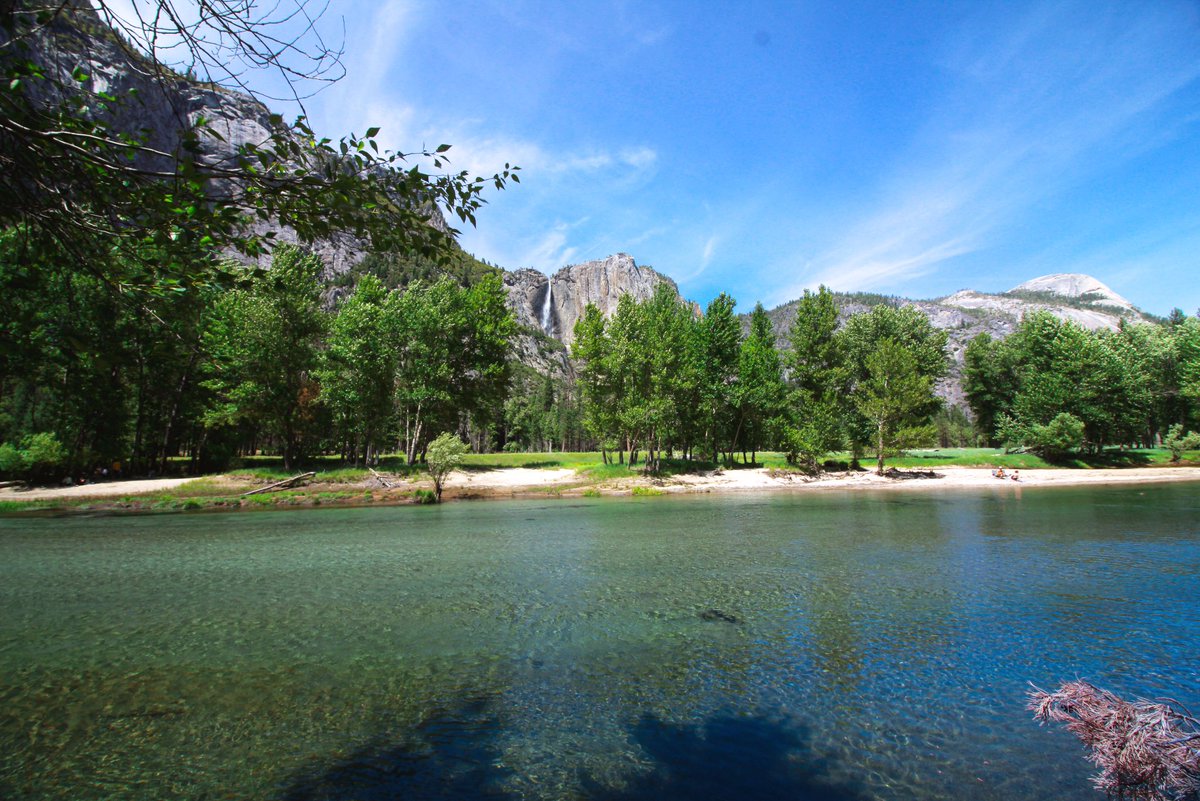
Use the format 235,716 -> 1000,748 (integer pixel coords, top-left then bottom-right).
1029,680 -> 1200,800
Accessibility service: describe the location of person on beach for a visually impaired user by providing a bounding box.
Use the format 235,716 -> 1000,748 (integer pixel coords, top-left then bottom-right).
1011,470 -> 1020,481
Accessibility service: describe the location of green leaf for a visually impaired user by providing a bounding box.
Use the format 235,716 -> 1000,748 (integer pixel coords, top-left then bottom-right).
365,126 -> 381,139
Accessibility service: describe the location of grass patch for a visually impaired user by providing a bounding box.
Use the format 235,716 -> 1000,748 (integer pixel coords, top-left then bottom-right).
157,477 -> 241,498
631,486 -> 665,496
581,488 -> 602,498
0,499 -> 48,513
582,462 -> 639,481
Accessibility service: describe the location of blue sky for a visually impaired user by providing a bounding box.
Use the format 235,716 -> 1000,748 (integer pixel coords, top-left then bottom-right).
292,1 -> 1197,314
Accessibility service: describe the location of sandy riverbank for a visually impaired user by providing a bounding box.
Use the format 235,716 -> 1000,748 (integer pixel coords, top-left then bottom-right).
0,476 -> 196,501
646,465 -> 1200,494
2,464 -> 1197,506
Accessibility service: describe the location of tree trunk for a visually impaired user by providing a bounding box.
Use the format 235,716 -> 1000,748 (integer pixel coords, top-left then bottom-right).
158,351 -> 197,474
876,421 -> 886,475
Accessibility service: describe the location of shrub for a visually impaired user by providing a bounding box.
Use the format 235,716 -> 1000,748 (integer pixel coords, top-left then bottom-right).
425,433 -> 468,502
22,432 -> 67,471
1163,424 -> 1200,463
999,412 -> 1084,458
1027,413 -> 1085,458
0,442 -> 26,475
411,488 -> 437,504
0,433 -> 68,481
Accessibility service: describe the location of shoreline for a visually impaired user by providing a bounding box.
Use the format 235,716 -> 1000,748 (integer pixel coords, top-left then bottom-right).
1,464 -> 1199,513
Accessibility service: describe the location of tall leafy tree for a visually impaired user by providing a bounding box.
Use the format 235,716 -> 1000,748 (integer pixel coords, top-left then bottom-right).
854,339 -> 937,474
734,303 -> 785,464
994,313 -> 1151,453
839,304 -> 947,463
1178,318 -> 1200,421
963,332 -> 1019,446
0,229 -> 214,473
203,245 -> 326,470
389,273 -> 514,463
640,284 -> 695,470
571,304 -> 621,462
782,286 -> 846,470
320,275 -> 396,464
693,293 -> 741,464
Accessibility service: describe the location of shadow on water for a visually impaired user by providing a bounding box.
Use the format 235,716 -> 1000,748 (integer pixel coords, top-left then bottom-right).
278,697 -> 513,801
278,702 -> 868,801
581,714 -> 869,801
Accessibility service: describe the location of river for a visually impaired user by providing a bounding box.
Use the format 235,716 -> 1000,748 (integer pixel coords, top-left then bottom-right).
1,484 -> 1198,799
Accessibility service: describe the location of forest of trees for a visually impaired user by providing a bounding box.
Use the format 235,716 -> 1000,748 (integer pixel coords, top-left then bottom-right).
964,311 -> 1200,456
0,237 -> 517,478
569,285 -> 949,474
7,222 -> 1200,484
563,292 -> 1200,472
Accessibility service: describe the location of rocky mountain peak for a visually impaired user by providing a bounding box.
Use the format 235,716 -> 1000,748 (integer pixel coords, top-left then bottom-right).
1007,273 -> 1135,310
503,253 -> 677,347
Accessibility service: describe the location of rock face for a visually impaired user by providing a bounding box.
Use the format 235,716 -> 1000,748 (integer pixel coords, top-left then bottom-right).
9,3 -> 432,277
503,253 -> 678,347
1009,273 -> 1135,311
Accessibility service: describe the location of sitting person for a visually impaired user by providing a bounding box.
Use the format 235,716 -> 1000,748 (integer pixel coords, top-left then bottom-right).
1011,470 -> 1020,481
994,467 -> 1006,479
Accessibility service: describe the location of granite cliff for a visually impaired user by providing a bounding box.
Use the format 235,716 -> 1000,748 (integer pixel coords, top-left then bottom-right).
4,2 -> 436,277
502,254 -> 677,347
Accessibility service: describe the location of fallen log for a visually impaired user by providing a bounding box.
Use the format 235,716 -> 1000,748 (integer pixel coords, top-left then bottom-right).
369,468 -> 394,488
241,471 -> 316,496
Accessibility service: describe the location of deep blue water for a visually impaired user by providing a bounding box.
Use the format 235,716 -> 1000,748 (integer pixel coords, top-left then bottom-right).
1,483 -> 1198,800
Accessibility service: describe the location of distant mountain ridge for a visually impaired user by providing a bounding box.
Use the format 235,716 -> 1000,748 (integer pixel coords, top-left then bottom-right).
759,272 -> 1152,407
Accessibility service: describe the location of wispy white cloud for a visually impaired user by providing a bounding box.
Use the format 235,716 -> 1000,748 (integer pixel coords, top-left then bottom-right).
768,1 -> 1200,305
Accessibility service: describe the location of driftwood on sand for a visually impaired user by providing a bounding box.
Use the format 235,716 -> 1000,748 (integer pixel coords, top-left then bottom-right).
240,472 -> 316,496
882,467 -> 941,480
369,468 -> 394,488
1029,680 -> 1200,800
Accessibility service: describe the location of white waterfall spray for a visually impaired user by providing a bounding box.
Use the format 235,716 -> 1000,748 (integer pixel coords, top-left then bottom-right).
540,281 -> 553,335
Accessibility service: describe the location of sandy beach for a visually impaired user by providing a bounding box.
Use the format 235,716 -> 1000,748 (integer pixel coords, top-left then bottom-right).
425,463 -> 1200,498
0,476 -> 197,501
1,464 -> 1197,505
647,465 -> 1200,494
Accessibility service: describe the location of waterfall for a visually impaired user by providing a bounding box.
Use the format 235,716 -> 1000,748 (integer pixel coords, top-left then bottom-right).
540,281 -> 553,335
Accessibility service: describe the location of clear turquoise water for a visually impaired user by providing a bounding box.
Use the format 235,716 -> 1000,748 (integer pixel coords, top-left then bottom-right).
1,484 -> 1198,800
